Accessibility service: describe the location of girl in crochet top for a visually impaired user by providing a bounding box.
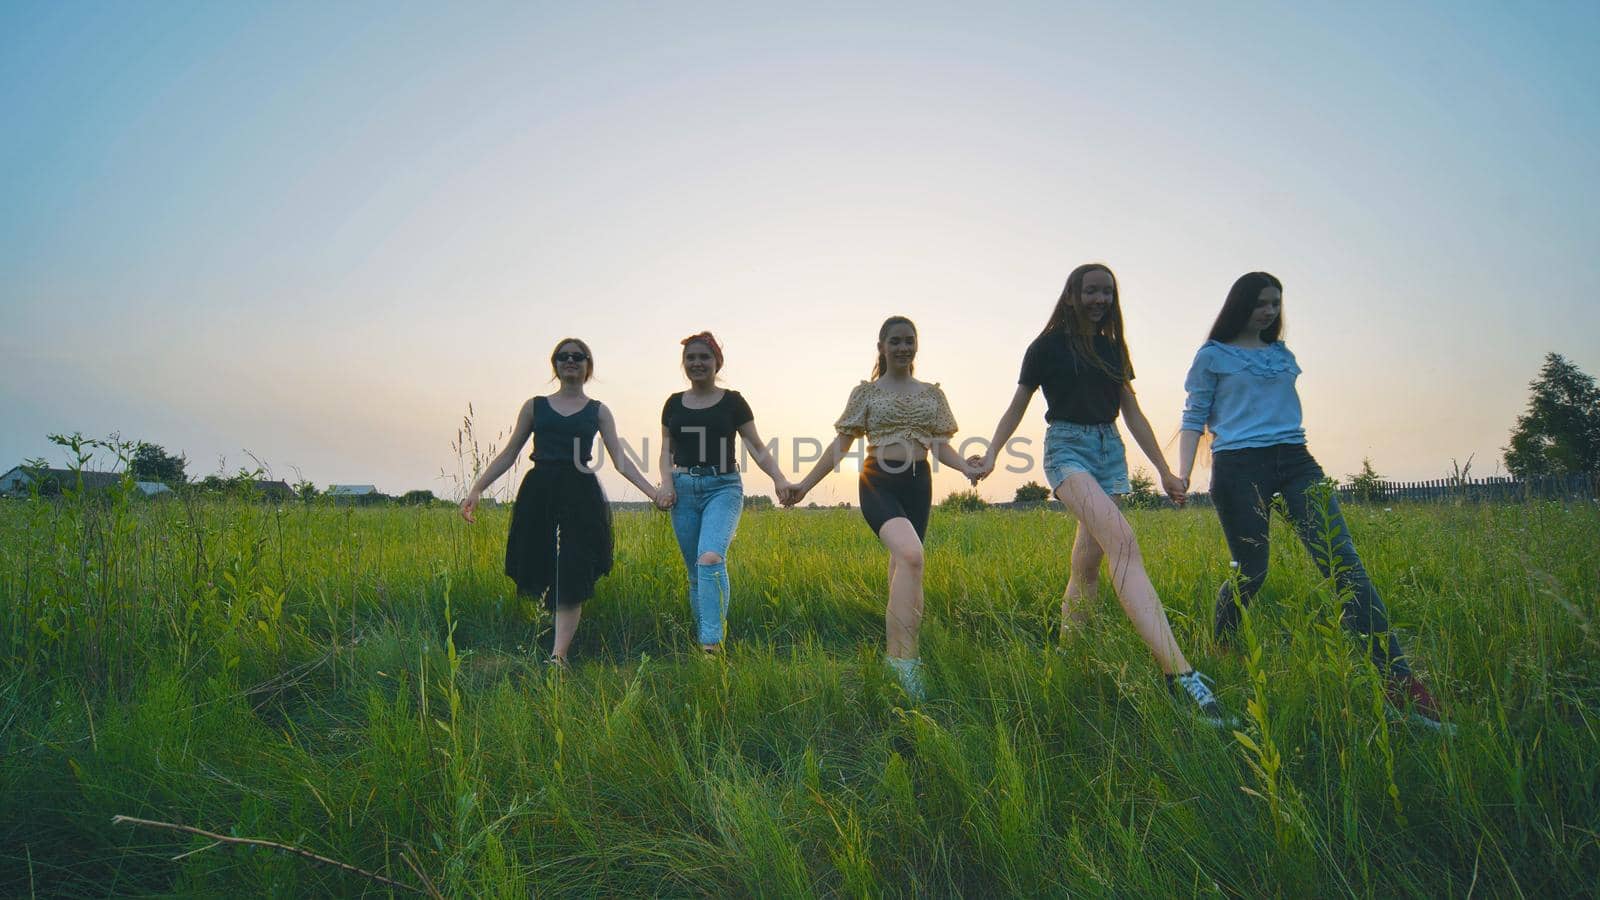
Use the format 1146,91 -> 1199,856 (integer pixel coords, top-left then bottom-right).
787,316 -> 981,700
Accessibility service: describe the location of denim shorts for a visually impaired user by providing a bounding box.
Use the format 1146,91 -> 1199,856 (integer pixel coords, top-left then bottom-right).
1043,421 -> 1130,495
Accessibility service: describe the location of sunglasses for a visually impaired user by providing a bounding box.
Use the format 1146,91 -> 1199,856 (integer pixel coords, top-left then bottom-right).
554,352 -> 589,363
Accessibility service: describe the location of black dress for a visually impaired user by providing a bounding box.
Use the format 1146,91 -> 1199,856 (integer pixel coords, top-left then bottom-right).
504,396 -> 614,609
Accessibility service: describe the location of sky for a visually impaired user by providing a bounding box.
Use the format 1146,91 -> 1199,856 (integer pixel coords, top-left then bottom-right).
4,1 -> 1598,504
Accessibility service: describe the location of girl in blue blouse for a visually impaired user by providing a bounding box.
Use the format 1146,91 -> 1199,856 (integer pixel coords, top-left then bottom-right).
1176,272 -> 1448,730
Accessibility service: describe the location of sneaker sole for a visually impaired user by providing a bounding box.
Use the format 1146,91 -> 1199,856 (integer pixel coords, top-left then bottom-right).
1385,706 -> 1457,736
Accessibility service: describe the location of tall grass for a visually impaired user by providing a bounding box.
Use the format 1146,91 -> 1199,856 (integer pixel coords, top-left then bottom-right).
1,487 -> 1596,895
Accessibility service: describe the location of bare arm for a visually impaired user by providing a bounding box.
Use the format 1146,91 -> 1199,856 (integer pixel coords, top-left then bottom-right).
1121,385 -> 1186,504
655,425 -> 676,509
598,404 -> 659,500
933,438 -> 974,474
973,384 -> 1034,479
792,433 -> 855,501
460,398 -> 536,522
1177,429 -> 1203,484
738,420 -> 792,493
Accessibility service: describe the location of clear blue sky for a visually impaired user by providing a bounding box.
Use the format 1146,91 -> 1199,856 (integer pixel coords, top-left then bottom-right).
4,1 -> 1597,501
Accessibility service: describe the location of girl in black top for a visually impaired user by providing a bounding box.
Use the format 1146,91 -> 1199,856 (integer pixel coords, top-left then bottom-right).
654,332 -> 791,653
460,338 -> 659,667
972,264 -> 1232,726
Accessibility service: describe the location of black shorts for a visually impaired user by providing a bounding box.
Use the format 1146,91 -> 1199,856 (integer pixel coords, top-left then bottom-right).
858,457 -> 931,541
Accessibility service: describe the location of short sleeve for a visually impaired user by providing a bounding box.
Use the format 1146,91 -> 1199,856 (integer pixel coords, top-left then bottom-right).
660,394 -> 676,428
833,382 -> 872,437
1180,347 -> 1217,432
1019,336 -> 1044,388
726,391 -> 755,428
925,384 -> 958,440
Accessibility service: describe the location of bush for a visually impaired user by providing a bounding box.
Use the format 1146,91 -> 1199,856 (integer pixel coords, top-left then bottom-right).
1013,481 -> 1051,503
938,489 -> 989,513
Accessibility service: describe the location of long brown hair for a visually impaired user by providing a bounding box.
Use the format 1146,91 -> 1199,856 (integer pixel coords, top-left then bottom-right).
871,315 -> 916,380
1207,272 -> 1284,343
1038,263 -> 1132,381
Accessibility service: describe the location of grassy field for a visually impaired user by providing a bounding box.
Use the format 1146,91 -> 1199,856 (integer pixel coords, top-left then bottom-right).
1,484 -> 1597,897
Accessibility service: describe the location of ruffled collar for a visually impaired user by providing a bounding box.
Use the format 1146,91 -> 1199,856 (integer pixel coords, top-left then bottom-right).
1205,340 -> 1299,377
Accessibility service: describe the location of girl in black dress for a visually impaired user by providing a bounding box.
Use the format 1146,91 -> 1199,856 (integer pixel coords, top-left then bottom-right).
460,338 -> 659,666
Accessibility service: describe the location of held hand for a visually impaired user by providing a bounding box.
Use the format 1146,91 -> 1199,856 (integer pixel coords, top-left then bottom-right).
459,492 -> 480,524
967,454 -> 996,483
960,456 -> 981,486
1161,472 -> 1188,507
774,478 -> 796,504
655,485 -> 677,510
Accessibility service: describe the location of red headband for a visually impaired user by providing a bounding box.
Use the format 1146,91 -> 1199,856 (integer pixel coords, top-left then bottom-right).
680,331 -> 724,370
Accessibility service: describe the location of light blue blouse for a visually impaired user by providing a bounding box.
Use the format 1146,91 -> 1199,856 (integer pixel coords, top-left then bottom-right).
1180,341 -> 1307,451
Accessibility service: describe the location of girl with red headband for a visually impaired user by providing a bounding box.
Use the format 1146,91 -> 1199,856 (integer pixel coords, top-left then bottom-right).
655,331 -> 792,653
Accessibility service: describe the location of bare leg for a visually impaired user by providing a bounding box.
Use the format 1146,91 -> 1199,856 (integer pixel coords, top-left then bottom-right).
1055,473 -> 1191,675
1062,520 -> 1103,637
551,605 -> 582,661
877,518 -> 925,659
887,553 -> 898,616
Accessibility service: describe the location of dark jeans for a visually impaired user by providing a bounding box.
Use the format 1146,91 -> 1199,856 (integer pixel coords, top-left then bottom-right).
1210,443 -> 1411,677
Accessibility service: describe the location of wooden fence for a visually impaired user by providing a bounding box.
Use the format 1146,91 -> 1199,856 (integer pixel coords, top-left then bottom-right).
1333,472 -> 1599,504
1174,472 -> 1598,508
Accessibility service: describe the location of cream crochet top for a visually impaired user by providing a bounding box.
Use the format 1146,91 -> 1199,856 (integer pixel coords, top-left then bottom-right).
833,380 -> 959,453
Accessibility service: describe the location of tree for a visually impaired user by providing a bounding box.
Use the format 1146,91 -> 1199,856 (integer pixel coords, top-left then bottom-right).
742,494 -> 774,511
1347,457 -> 1385,502
1124,467 -> 1162,509
1504,353 -> 1600,477
1013,481 -> 1051,503
400,489 -> 436,506
130,442 -> 187,486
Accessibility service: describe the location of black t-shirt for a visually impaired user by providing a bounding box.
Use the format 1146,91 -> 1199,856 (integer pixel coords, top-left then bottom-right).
661,390 -> 755,471
1019,332 -> 1131,425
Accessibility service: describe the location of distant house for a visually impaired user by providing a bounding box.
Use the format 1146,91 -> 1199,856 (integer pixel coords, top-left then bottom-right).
1,465 -> 125,496
0,466 -> 291,500
253,480 -> 294,500
135,481 -> 173,497
328,484 -> 382,504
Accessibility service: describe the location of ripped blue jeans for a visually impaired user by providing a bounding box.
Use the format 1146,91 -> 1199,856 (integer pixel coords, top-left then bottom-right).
670,470 -> 744,645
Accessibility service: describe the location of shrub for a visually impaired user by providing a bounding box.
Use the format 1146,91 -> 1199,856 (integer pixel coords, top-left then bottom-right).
938,489 -> 989,512
1013,481 -> 1051,503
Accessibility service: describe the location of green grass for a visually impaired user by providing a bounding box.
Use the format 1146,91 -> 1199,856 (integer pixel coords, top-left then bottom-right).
2,490 -> 1597,896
